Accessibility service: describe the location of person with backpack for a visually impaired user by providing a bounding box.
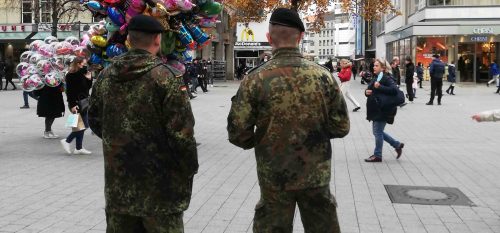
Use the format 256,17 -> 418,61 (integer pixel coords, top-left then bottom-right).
364,58 -> 404,162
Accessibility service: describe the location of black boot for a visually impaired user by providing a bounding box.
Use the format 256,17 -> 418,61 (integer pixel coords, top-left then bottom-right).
496,87 -> 500,94
450,86 -> 455,95
446,86 -> 451,95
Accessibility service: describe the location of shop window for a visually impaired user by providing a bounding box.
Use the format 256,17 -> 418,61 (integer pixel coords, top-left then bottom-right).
415,36 -> 449,67
428,0 -> 500,6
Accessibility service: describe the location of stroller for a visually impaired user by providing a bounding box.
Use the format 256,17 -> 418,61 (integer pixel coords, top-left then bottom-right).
360,71 -> 372,84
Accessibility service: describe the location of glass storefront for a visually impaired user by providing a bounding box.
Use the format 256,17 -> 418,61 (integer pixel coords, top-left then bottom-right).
388,35 -> 500,83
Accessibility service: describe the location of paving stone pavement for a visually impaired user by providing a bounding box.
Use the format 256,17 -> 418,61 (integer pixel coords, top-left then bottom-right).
1,79 -> 500,233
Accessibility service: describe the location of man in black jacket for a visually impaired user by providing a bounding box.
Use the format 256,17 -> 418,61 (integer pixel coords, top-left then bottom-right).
404,56 -> 415,102
427,54 -> 445,105
392,57 -> 401,86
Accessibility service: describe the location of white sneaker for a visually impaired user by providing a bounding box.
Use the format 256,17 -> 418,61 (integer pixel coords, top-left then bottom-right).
48,131 -> 59,139
74,148 -> 92,155
43,131 -> 51,139
60,139 -> 71,154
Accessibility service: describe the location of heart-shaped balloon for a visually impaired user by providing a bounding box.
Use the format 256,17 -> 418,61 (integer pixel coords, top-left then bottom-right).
108,7 -> 126,26
106,44 -> 127,58
84,1 -> 108,15
200,1 -> 222,16
91,35 -> 108,47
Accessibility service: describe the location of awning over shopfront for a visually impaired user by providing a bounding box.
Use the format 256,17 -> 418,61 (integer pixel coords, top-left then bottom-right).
385,21 -> 500,43
0,23 -> 84,41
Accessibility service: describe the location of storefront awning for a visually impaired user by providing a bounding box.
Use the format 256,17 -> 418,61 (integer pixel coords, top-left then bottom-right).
385,21 -> 500,43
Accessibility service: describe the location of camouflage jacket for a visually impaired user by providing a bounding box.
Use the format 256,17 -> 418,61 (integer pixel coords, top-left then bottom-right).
227,48 -> 350,191
88,49 -> 198,216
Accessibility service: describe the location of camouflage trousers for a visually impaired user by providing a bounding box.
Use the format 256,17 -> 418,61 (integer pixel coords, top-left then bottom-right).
106,212 -> 184,233
253,186 -> 341,233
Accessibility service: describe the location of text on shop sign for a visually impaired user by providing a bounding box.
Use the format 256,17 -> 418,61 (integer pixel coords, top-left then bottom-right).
473,28 -> 494,34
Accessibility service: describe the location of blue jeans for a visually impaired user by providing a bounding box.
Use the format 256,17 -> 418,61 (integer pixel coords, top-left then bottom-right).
373,121 -> 400,158
66,112 -> 89,150
23,91 -> 38,106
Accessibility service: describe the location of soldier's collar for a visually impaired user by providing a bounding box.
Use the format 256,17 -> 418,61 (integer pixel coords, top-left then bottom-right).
272,48 -> 303,58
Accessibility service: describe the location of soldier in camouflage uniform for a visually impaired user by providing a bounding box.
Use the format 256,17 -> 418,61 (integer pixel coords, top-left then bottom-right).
88,15 -> 198,233
227,8 -> 350,233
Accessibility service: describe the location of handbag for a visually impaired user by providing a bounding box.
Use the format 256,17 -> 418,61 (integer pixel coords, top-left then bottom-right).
77,97 -> 89,112
72,114 -> 86,132
65,113 -> 79,128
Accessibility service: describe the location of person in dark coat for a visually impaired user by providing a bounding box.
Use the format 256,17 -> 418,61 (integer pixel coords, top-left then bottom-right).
4,58 -> 16,90
34,84 -> 65,139
364,58 -> 404,162
352,63 -> 358,80
324,58 -> 334,73
416,62 -> 424,88
60,57 -> 93,155
446,62 -> 456,95
404,56 -> 415,102
426,54 -> 445,105
391,57 -> 401,86
0,59 -> 5,89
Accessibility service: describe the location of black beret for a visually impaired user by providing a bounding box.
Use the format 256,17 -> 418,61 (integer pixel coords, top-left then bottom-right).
128,15 -> 165,33
269,8 -> 305,32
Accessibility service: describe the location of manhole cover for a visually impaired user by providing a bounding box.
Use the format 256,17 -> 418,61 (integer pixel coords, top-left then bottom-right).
385,185 -> 475,206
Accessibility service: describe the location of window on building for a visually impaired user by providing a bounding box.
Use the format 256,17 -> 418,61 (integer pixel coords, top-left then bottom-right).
310,33 -> 315,37
310,50 -> 315,54
319,50 -> 322,55
21,0 -> 52,23
330,49 -> 333,54
326,40 -> 329,46
22,0 -> 33,23
319,41 -> 322,46
388,0 -> 401,19
428,0 -> 500,6
40,0 -> 51,23
323,49 -> 326,54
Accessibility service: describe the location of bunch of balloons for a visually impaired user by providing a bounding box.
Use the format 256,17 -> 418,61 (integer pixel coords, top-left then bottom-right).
17,36 -> 91,92
80,0 -> 223,72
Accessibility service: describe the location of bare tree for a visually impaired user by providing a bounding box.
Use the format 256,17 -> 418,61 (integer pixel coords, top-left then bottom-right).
5,0 -> 86,37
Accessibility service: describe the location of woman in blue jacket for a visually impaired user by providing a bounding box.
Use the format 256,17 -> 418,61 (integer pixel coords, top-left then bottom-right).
364,58 -> 405,162
446,62 -> 456,95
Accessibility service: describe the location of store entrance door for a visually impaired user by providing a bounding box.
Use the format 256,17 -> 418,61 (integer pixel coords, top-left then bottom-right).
476,42 -> 497,83
457,43 -> 475,83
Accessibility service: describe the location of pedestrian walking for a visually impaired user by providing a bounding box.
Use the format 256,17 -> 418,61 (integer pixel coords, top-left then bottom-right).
4,57 -> 16,90
60,57 -> 92,155
446,61 -> 456,95
416,62 -> 424,88
338,59 -> 361,112
426,54 -> 445,105
404,56 -> 415,102
364,58 -> 405,162
183,63 -> 197,99
34,85 -> 65,139
352,63 -> 358,80
199,59 -> 208,92
189,59 -> 200,93
472,109 -> 500,122
412,72 -> 419,98
0,59 -> 5,90
487,60 -> 499,89
88,15 -> 198,232
207,59 -> 214,87
20,91 -> 38,109
392,56 -> 401,86
227,8 -> 349,233
325,58 -> 334,73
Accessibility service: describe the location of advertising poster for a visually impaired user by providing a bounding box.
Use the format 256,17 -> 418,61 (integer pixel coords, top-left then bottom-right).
416,37 -> 449,67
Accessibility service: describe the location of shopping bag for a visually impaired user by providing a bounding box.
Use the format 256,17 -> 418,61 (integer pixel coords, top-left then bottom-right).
65,113 -> 79,128
72,114 -> 86,132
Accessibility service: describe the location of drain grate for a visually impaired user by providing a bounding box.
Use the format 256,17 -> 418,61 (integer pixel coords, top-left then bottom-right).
384,185 -> 475,206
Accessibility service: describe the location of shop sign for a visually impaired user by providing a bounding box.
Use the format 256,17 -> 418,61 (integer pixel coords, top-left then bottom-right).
471,36 -> 489,42
473,27 -> 494,34
0,25 -> 27,32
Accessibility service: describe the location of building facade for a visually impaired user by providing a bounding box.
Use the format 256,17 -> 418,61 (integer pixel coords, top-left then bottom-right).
379,0 -> 500,83
304,3 -> 356,63
0,1 -> 94,62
